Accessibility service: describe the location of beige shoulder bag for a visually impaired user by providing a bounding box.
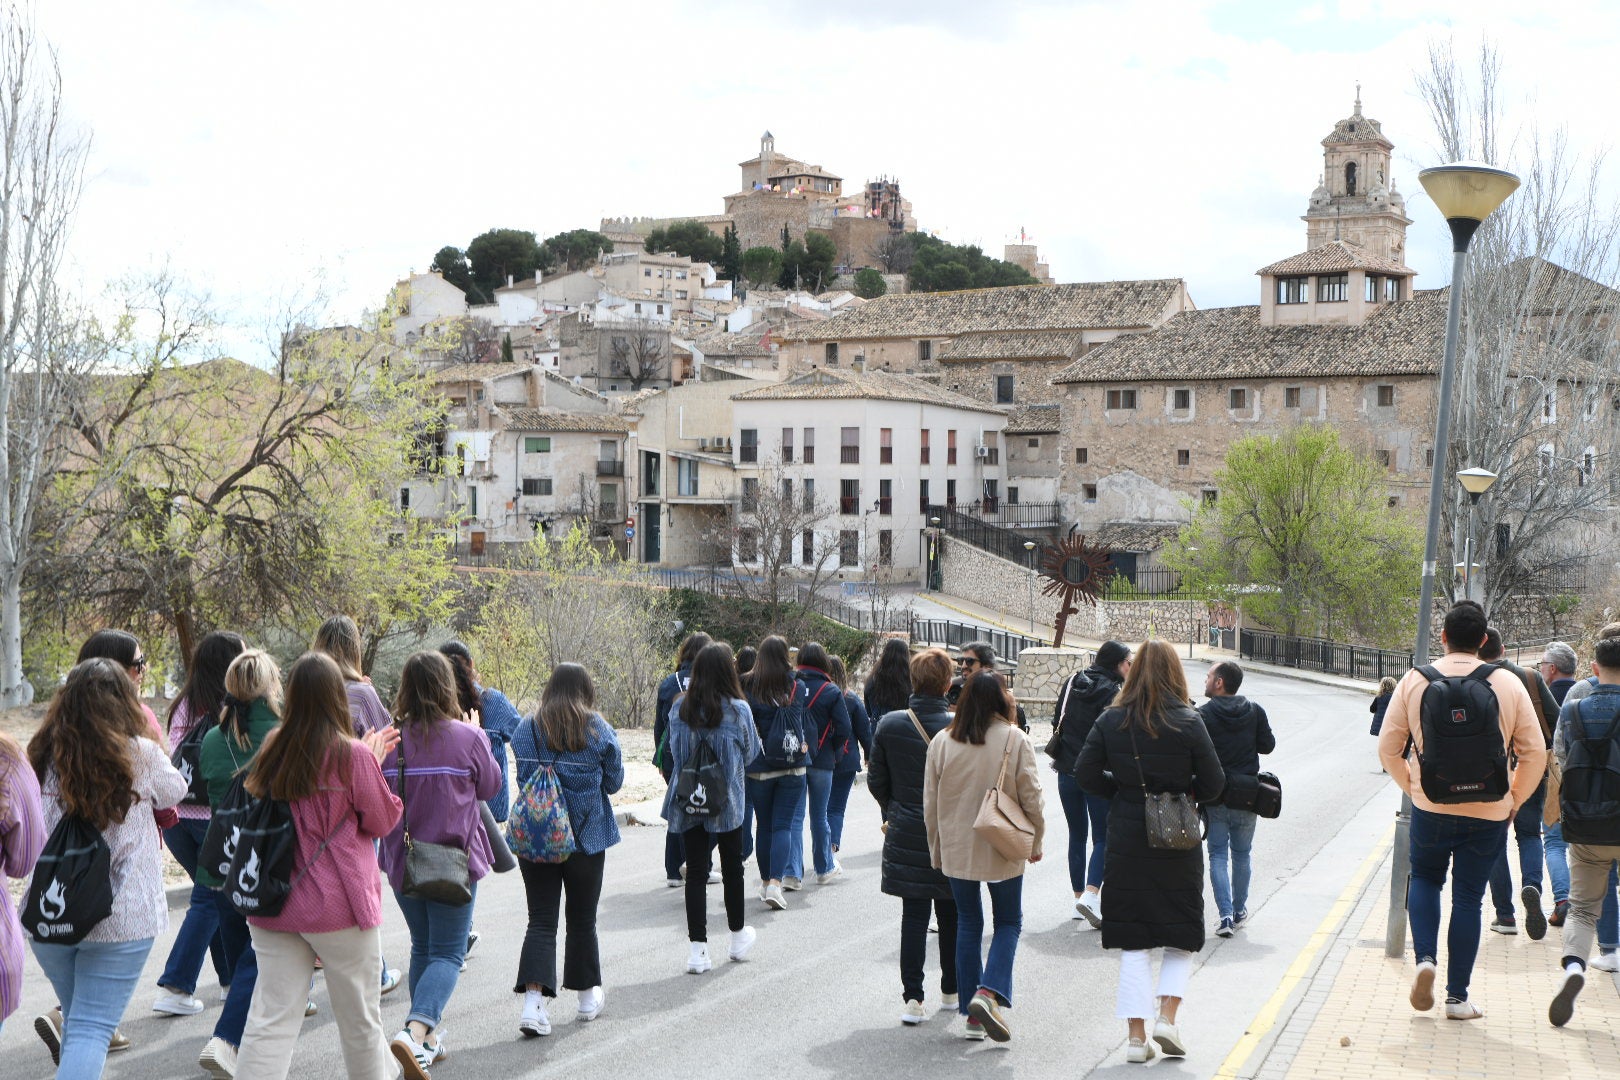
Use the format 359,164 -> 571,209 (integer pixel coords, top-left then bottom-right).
971,726 -> 1036,861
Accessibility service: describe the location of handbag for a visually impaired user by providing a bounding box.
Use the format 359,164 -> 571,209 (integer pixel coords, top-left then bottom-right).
1044,672 -> 1076,759
1252,771 -> 1282,819
396,742 -> 473,906
971,726 -> 1037,862
506,717 -> 577,864
1127,724 -> 1205,851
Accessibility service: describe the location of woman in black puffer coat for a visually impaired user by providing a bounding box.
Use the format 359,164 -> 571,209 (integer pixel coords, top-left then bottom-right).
867,647 -> 959,1025
1076,639 -> 1224,1064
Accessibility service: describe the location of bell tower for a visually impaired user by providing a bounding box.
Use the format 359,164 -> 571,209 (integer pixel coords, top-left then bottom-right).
1302,89 -> 1411,264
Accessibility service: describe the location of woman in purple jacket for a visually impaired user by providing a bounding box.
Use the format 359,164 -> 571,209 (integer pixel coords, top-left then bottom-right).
379,652 -> 501,1079
0,729 -> 44,1034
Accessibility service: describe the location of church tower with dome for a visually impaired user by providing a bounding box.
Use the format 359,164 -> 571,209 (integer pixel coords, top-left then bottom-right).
1302,90 -> 1412,263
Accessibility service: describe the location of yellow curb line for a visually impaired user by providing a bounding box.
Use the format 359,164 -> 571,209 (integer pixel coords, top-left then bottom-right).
921,593 -> 1036,637
1212,820 -> 1395,1080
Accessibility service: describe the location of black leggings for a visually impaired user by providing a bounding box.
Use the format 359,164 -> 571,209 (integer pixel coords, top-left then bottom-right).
683,826 -> 746,942
515,851 -> 606,995
900,897 -> 959,1003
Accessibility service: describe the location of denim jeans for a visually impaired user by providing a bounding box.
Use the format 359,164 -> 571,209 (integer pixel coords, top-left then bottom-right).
393,882 -> 478,1030
212,889 -> 258,1047
1546,820 -> 1571,901
32,937 -> 155,1080
804,767 -> 836,876
948,875 -> 1023,1012
1056,771 -> 1109,891
747,772 -> 807,882
899,897 -> 958,1003
1407,807 -> 1508,1001
160,816 -> 231,994
828,771 -> 857,852
1487,779 -> 1546,918
1206,805 -> 1259,920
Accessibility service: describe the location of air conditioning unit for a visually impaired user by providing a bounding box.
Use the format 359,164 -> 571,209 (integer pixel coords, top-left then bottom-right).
697,437 -> 711,449
975,445 -> 991,460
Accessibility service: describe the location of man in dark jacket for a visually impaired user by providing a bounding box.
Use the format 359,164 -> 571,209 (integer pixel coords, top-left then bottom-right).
948,642 -> 1028,732
1479,628 -> 1558,939
1052,640 -> 1131,927
1199,661 -> 1275,937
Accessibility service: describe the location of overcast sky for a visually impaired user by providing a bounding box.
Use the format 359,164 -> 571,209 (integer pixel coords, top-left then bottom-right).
37,0 -> 1620,361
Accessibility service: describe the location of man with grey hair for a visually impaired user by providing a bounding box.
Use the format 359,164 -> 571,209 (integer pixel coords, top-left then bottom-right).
1541,642 -> 1579,703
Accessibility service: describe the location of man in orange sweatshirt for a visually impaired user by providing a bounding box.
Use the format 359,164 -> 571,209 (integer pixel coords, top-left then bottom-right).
1378,601 -> 1546,1020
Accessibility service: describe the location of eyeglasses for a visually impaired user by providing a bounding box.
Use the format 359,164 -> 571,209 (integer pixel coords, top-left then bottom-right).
957,658 -> 978,669
130,656 -> 149,672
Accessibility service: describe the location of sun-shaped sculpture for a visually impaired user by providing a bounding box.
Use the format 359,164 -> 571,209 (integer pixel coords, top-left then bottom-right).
1037,535 -> 1117,647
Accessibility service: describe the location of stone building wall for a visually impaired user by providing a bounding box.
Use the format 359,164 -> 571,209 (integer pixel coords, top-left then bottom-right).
936,359 -> 1072,407
1013,646 -> 1091,724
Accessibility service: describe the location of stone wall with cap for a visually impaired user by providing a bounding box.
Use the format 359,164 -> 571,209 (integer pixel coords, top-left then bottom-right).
1014,646 -> 1092,724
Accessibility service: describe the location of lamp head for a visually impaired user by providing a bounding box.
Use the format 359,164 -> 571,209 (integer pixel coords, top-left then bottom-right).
1023,541 -> 1036,551
1418,162 -> 1520,252
1457,466 -> 1498,496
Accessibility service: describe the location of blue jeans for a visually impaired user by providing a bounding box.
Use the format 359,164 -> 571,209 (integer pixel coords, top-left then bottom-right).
1487,780 -> 1545,918
1407,807 -> 1508,1001
160,816 -> 231,994
1056,772 -> 1109,891
32,937 -> 154,1080
393,882 -> 478,1030
828,771 -> 857,851
1207,805 -> 1259,920
948,875 -> 1023,1011
211,890 -> 258,1047
747,773 -> 807,882
804,767 -> 835,877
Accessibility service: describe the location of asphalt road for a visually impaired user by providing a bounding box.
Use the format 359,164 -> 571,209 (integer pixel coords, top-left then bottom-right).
1,663 -> 1396,1079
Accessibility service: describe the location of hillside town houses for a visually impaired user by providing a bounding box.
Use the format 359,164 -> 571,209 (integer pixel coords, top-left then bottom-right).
360,98 -> 1620,597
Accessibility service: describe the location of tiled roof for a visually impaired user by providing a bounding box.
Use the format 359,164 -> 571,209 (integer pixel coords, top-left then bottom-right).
1090,522 -> 1182,553
613,387 -> 663,414
936,332 -> 1085,362
694,331 -> 774,358
500,408 -> 628,433
1052,290 -> 1449,383
783,279 -> 1185,341
432,362 -> 534,383
1003,404 -> 1061,434
1256,241 -> 1413,278
732,367 -> 1003,414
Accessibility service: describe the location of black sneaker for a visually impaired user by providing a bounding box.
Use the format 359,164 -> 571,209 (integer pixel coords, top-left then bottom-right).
1523,886 -> 1547,941
1489,917 -> 1518,935
1550,966 -> 1585,1027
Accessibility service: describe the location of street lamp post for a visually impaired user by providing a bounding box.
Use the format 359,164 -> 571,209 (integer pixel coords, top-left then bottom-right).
1023,540 -> 1037,636
1386,161 -> 1520,960
1185,546 -> 1199,659
1457,467 -> 1497,603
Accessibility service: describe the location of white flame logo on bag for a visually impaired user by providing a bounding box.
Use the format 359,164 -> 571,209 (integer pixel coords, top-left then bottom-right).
40,879 -> 67,921
688,783 -> 708,809
237,849 -> 261,894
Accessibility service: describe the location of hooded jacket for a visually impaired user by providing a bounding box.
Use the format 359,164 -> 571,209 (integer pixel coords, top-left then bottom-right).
1052,665 -> 1124,776
1198,695 -> 1276,781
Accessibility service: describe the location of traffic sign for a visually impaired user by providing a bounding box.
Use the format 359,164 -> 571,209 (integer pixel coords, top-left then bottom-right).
625,528 -> 636,539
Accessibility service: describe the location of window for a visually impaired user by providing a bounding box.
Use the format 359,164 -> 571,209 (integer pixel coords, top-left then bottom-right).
524,476 -> 554,496
656,305 -> 664,316
677,457 -> 699,496
739,428 -> 758,463
801,530 -> 814,563
741,477 -> 759,511
825,343 -> 839,364
1202,489 -> 1218,506
1585,395 -> 1600,422
1276,276 -> 1309,304
996,375 -> 1014,404
1365,274 -> 1382,302
802,427 -> 815,464
1176,449 -> 1190,467
919,479 -> 930,512
1229,387 -> 1248,410
803,478 -> 815,511
1027,438 -> 1039,450
525,436 -> 552,453
840,426 -> 860,464
634,303 -> 642,314
880,427 -> 893,464
1345,161 -> 1358,196
1173,388 -> 1191,411
642,451 -> 660,496
839,530 -> 859,566
1425,448 -> 1434,468
920,428 -> 931,464
1376,384 -> 1395,407
738,527 -> 759,562
878,530 -> 893,566
1318,274 -> 1348,302
643,268 -> 652,277
946,479 -> 957,506
982,479 -> 998,510
781,427 -> 794,463
399,486 -> 410,509
879,479 -> 892,515
918,340 -> 932,362
840,479 -> 859,515
1377,449 -> 1392,470
1284,386 -> 1301,408
947,430 -> 958,465
469,485 -> 478,517
781,479 -> 792,505
1543,391 -> 1557,423
1083,483 -> 1098,502
1105,389 -> 1137,410
1583,447 -> 1597,485
1385,277 -> 1402,302
599,484 -> 618,519
1075,447 -> 1089,464
979,431 -> 999,465
1007,486 -> 1019,504
676,290 -> 687,300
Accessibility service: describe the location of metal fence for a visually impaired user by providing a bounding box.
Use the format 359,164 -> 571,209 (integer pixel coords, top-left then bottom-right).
1239,628 -> 1413,682
1102,567 -> 1191,599
909,617 -> 1045,670
928,505 -> 1048,565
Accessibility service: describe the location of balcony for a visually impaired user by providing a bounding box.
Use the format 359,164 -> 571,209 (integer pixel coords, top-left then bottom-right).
803,446 -> 815,464
877,498 -> 892,515
596,459 -> 624,477
840,496 -> 859,515
880,447 -> 893,464
920,448 -> 931,465
840,446 -> 860,464
947,449 -> 958,465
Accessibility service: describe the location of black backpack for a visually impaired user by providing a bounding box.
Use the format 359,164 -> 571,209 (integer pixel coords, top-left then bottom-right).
171,713 -> 217,807
223,792 -> 301,917
1415,665 -> 1509,804
1560,696 -> 1620,845
674,730 -> 729,820
199,773 -> 254,886
22,816 -> 114,945
758,685 -> 810,771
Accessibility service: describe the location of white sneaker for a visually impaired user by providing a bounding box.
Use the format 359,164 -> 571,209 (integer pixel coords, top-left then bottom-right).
1076,891 -> 1103,929
577,986 -> 605,1021
1591,951 -> 1620,972
1127,1038 -> 1158,1063
1409,959 -> 1437,1011
728,926 -> 757,962
217,986 -> 231,1003
940,992 -> 959,1011
666,877 -> 683,888
152,988 -> 205,1016
816,865 -> 844,885
519,991 -> 551,1036
782,876 -> 803,891
901,999 -> 927,1024
1152,1016 -> 1187,1057
198,1036 -> 238,1078
687,942 -> 712,974
390,1029 -> 433,1080
424,1030 -> 447,1064
304,1000 -> 317,1017
764,884 -> 787,910
380,967 -> 403,996
707,868 -> 722,884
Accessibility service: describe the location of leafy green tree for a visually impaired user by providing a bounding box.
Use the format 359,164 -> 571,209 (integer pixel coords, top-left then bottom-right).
1163,427 -> 1422,646
740,246 -> 782,289
720,224 -> 742,284
799,233 -> 838,292
853,268 -> 887,298
539,229 -> 613,273
467,228 -> 542,301
430,246 -> 477,299
906,234 -> 1039,292
777,239 -> 807,289
644,219 -> 723,265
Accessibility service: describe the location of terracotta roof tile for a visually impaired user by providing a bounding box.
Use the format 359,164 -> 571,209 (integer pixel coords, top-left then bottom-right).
936,332 -> 1085,362
431,362 -> 535,382
1256,241 -> 1414,277
732,367 -> 1003,413
500,408 -> 629,433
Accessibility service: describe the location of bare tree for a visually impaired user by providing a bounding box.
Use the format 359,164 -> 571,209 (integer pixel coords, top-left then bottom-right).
874,231 -> 915,275
605,317 -> 669,390
0,10 -> 88,704
1418,40 -> 1620,620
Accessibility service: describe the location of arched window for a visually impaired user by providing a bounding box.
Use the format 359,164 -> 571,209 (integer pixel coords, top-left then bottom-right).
1345,161 -> 1358,196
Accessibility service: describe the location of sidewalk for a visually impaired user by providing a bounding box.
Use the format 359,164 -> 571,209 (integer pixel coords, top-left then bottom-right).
1238,842 -> 1620,1080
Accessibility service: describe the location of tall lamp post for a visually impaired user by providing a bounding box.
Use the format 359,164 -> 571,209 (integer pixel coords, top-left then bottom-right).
1385,160 -> 1520,959
1023,540 -> 1037,636
1458,467 -> 1498,603
1185,546 -> 1199,659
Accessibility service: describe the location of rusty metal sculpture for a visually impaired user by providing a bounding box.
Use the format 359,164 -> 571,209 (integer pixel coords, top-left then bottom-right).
1037,535 -> 1116,647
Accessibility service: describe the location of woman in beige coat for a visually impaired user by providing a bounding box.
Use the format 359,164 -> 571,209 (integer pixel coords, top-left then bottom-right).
924,672 -> 1044,1043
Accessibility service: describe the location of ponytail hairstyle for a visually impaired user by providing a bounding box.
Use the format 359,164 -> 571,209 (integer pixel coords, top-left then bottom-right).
222,649 -> 284,749
166,631 -> 245,735
311,615 -> 366,682
438,640 -> 481,719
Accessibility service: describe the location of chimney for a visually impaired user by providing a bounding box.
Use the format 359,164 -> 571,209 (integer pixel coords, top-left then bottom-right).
507,274 -> 514,288
535,269 -> 543,285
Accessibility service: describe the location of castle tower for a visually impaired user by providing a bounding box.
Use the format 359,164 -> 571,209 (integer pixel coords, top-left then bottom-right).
739,130 -> 779,191
1302,90 -> 1411,264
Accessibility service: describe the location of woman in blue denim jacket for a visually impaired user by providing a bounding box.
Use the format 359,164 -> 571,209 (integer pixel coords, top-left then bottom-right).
509,663 -> 623,1037
662,643 -> 762,974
